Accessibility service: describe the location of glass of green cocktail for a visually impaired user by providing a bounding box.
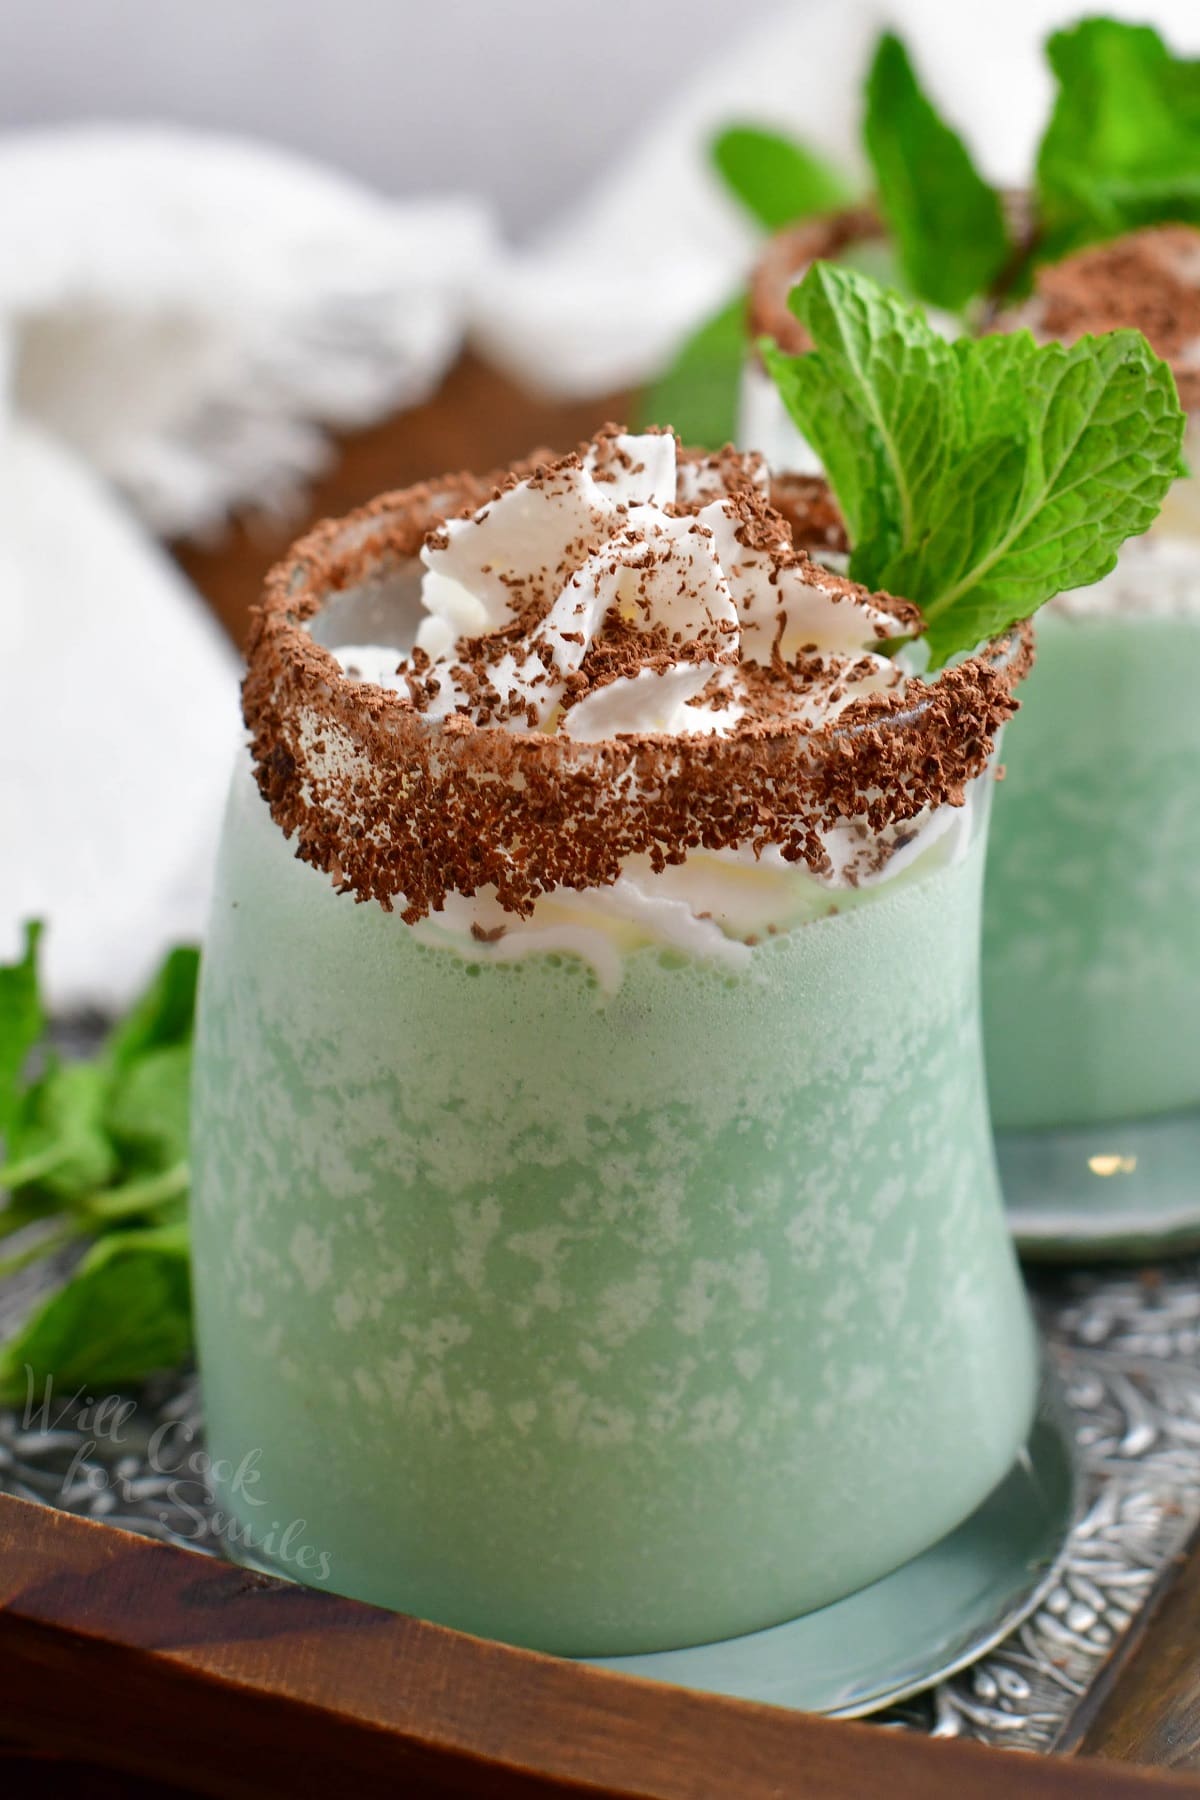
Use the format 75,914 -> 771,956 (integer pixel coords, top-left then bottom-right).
982,227 -> 1200,1254
190,424 -> 1040,1656
740,201 -> 1200,1254
709,17 -> 1200,1254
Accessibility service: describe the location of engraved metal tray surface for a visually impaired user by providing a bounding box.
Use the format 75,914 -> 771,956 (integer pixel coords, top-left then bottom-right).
3,1255 -> 1200,1754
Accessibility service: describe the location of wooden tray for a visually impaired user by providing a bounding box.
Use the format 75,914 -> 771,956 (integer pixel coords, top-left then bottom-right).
4,358 -> 1200,1795
2,1490 -> 1199,1797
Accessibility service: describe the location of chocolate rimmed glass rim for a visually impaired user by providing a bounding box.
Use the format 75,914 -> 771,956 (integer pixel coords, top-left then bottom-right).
990,223 -> 1200,411
748,204 -> 886,357
243,455 -> 1033,923
749,203 -> 1200,412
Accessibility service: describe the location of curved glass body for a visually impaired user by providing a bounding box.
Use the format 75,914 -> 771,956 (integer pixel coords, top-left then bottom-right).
985,605 -> 1200,1128
737,205 -> 1200,1249
191,756 -> 1037,1655
982,589 -> 1200,1249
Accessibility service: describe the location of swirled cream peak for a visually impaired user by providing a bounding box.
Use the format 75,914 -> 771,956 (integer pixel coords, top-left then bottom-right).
335,431 -> 909,739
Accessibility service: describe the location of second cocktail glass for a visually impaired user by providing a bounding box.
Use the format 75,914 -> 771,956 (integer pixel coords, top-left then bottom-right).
740,217 -> 1200,1255
984,228 -> 1200,1254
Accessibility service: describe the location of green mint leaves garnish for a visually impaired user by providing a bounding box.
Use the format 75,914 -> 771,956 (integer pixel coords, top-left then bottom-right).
0,926 -> 198,1401
763,263 -> 1186,667
863,32 -> 1011,312
1037,18 -> 1200,262
656,12 -> 1200,454
864,19 -> 1200,310
711,125 -> 851,232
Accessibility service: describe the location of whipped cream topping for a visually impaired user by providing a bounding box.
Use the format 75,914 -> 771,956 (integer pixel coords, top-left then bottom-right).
323,433 -> 976,985
402,807 -> 975,995
334,430 -> 905,744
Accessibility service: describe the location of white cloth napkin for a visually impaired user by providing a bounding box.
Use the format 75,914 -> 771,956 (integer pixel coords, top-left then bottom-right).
475,0 -> 1200,399
0,125 -> 491,1011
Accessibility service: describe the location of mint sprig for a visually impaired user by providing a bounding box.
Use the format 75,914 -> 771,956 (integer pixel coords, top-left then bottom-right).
0,926 -> 198,1400
711,125 -> 851,232
763,262 -> 1186,667
863,32 -> 1011,312
862,19 -> 1200,309
1037,18 -> 1200,262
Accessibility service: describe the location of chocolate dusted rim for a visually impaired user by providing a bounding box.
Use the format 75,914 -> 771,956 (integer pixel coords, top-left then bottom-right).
748,193 -> 1036,359
748,205 -> 885,356
995,224 -> 1200,410
244,440 -> 1032,923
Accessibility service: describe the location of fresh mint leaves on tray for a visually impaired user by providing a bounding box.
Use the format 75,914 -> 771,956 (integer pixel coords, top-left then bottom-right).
0,923 -> 196,1399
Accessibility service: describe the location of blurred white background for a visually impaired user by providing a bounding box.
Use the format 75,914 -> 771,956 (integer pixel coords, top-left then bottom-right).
0,0 -> 781,236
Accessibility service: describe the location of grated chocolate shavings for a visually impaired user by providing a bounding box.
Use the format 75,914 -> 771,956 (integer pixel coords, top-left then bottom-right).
243,438 -> 1032,924
997,224 -> 1200,409
748,206 -> 886,357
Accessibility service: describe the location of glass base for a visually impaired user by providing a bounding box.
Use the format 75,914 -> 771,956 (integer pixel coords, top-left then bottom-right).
589,1379 -> 1074,1717
214,1379 -> 1073,1719
999,1106 -> 1200,1262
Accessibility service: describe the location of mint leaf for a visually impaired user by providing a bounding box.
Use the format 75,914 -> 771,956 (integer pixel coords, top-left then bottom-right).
105,1042 -> 192,1174
1037,19 -> 1200,261
0,922 -> 45,1138
765,262 -> 1185,666
864,31 -> 1011,312
917,329 -> 1185,664
711,125 -> 851,231
761,264 -> 956,576
0,1222 -> 191,1402
0,931 -> 199,1397
637,293 -> 747,447
0,1059 -> 119,1199
885,328 -> 1185,656
104,944 -> 199,1074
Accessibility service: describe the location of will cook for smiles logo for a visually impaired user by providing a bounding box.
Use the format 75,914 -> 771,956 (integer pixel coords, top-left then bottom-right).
19,1367 -> 333,1583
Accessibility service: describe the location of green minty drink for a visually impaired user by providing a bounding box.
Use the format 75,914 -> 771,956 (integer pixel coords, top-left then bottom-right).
191,427 -> 1038,1653
738,202 -> 1200,1247
982,228 -> 1200,1248
193,248 -> 1182,1652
